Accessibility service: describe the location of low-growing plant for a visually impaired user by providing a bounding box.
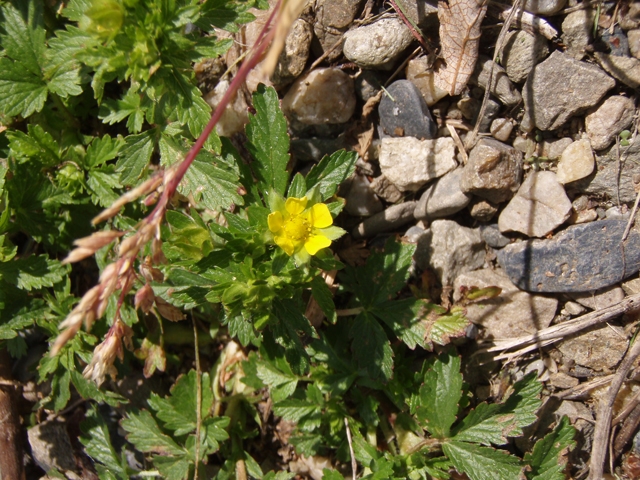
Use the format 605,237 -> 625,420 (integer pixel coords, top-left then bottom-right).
0,0 -> 575,478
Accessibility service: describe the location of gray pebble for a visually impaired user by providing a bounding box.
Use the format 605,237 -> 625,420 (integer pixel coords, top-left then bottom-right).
379,80 -> 437,139
352,201 -> 417,238
343,17 -> 413,69
480,223 -> 511,248
415,168 -> 471,220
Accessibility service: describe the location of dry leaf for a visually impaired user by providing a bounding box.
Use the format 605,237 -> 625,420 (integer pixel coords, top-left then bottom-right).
434,0 -> 487,96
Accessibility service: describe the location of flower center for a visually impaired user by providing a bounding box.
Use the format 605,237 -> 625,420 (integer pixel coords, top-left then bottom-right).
283,215 -> 311,241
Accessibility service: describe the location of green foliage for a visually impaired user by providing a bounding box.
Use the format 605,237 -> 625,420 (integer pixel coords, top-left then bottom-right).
0,3 -> 573,478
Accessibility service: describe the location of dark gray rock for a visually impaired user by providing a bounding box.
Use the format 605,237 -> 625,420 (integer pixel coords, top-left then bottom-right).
480,223 -> 511,248
291,136 -> 347,162
497,219 -> 640,292
601,25 -> 630,57
352,201 -> 417,238
569,134 -> 640,203
522,51 -> 615,131
379,80 -> 437,140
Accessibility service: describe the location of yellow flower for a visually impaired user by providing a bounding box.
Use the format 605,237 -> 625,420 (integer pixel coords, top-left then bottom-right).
268,194 -> 344,264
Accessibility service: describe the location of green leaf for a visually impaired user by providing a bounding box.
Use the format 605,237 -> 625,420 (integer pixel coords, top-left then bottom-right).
372,298 -> 426,349
349,312 -> 394,381
416,351 -> 463,439
305,150 -> 358,201
322,469 -> 345,480
153,454 -> 190,480
5,336 -> 27,358
80,406 -> 129,480
453,372 -> 541,445
246,84 -> 289,196
121,410 -> 185,455
443,441 -> 523,480
99,89 -> 144,133
253,356 -> 298,403
0,316 -> 33,340
273,398 -> 320,422
0,2 -> 47,117
424,305 -> 471,350
0,256 -> 68,291
147,370 -> 214,436
197,0 -> 256,33
85,135 -> 124,168
524,416 -> 575,480
7,125 -> 60,166
270,316 -> 311,376
288,173 -> 306,198
44,26 -> 89,98
117,130 -> 156,186
310,275 -> 337,324
87,166 -> 123,207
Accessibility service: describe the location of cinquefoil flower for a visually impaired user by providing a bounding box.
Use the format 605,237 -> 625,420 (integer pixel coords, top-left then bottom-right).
268,192 -> 345,264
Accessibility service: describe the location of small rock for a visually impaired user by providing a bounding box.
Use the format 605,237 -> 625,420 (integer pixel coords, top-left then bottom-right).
522,51 -> 615,131
282,68 -> 356,124
457,96 -> 479,121
499,171 -> 572,237
502,30 -> 549,84
622,277 -> 640,295
416,220 -> 486,285
452,268 -> 557,338
469,199 -> 499,221
620,3 -> 640,31
394,0 -> 438,30
205,80 -> 249,137
497,219 -> 640,292
523,0 -> 566,15
313,0 -> 364,62
379,137 -> 457,191
474,98 -> 501,133
563,301 -> 586,316
460,138 -> 523,203
370,174 -> 404,203
480,223 -> 511,248
28,421 -> 77,473
585,96 -> 635,151
556,139 -> 595,184
558,323 -> 627,371
605,206 -> 630,220
406,56 -> 449,106
291,136 -> 348,163
379,80 -> 437,139
345,174 -> 384,216
352,201 -> 417,238
471,56 -> 522,107
404,225 -> 427,243
354,70 -> 382,101
549,372 -> 580,389
539,137 -> 574,160
601,25 -> 630,57
569,135 -> 640,203
490,118 -> 514,142
569,208 -> 598,225
594,52 -> 640,89
343,17 -> 413,69
569,285 -> 625,310
414,168 -> 471,220
629,29 -> 640,60
562,9 -> 596,59
270,19 -> 313,86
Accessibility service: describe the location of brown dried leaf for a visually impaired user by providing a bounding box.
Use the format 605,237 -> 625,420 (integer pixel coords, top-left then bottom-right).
434,0 -> 487,96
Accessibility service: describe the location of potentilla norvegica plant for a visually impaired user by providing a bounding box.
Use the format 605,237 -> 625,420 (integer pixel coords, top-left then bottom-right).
0,0 -> 576,478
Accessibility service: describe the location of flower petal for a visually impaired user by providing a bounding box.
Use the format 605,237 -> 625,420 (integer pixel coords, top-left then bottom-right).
274,234 -> 295,256
309,203 -> 333,229
285,196 -> 307,215
304,233 -> 331,255
268,211 -> 284,233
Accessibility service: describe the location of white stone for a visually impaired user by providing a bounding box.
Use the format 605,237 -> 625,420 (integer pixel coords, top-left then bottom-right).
585,96 -> 635,151
523,0 -> 566,15
379,137 -> 457,191
498,171 -> 572,237
343,17 -> 414,69
406,56 -> 449,106
556,139 -> 595,184
453,268 -> 558,338
414,168 -> 471,220
629,29 -> 640,60
205,80 -> 249,137
416,220 -> 486,285
502,30 -> 549,84
282,68 -> 356,124
490,118 -> 514,142
569,285 -> 625,311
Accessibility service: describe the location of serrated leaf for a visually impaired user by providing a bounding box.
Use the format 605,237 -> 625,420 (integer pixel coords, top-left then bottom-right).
0,58 -> 47,117
85,135 -> 124,168
322,469 -> 344,480
288,172 -> 306,198
117,130 -> 156,186
349,312 -> 394,381
0,256 -> 68,291
5,336 -> 27,358
197,0 -> 256,33
273,398 -> 320,422
305,150 -> 358,201
99,89 -> 144,133
1,1 -> 45,76
416,351 -> 463,439
525,416 -> 575,480
7,125 -> 60,166
0,315 -> 33,340
147,370 -> 214,436
443,440 -> 524,480
372,298 -> 426,349
246,84 -> 289,196
121,410 -> 185,455
270,316 -> 311,376
80,406 -> 129,479
153,455 -> 190,480
87,166 -> 123,207
423,305 -> 471,350
452,373 -> 542,445
44,26 -> 89,98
